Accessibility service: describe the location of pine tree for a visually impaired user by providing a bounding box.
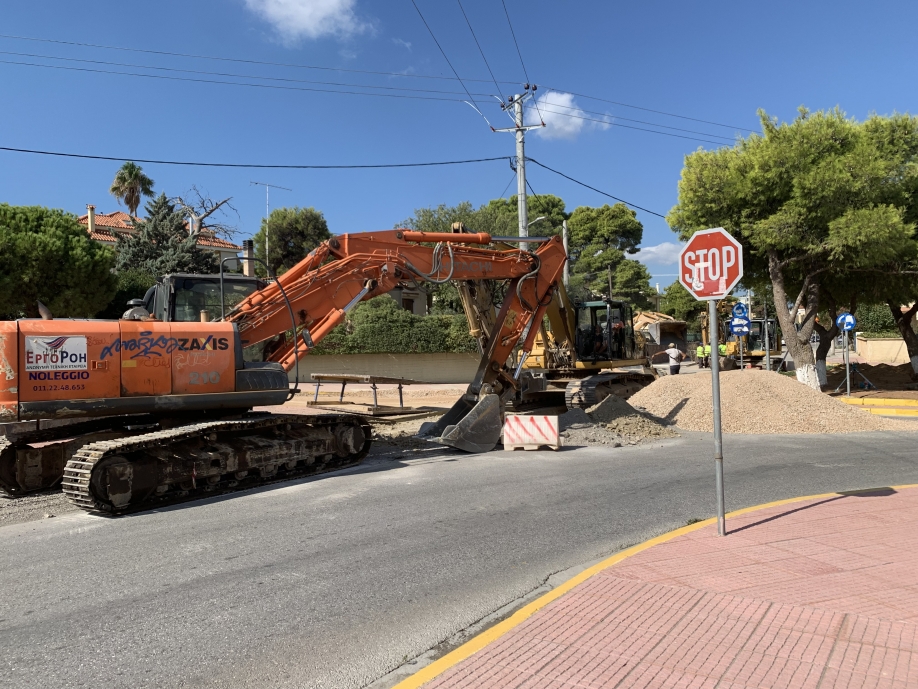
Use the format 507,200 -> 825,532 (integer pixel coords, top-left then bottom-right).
115,194 -> 219,275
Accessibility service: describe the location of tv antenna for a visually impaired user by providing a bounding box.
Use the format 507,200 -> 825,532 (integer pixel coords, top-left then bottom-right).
250,181 -> 292,273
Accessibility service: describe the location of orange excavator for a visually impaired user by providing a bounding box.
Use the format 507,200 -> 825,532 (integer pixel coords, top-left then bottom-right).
0,229 -> 566,512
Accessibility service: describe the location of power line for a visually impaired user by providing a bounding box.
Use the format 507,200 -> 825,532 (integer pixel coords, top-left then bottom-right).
535,106 -> 729,146
0,59 -> 733,147
541,86 -> 749,131
0,145 -> 509,169
0,58 -> 467,102
0,32 -> 754,133
4,46 -> 736,140
527,157 -> 667,219
410,0 -> 483,114
529,96 -> 736,141
0,32 -> 511,84
456,0 -> 504,100
0,49 -> 500,98
500,0 -> 543,123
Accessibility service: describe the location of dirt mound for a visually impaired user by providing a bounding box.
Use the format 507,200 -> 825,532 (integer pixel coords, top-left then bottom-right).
629,369 -> 916,434
557,395 -> 678,447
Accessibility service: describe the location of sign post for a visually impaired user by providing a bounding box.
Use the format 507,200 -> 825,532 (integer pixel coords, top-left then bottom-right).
836,313 -> 857,397
679,228 -> 744,537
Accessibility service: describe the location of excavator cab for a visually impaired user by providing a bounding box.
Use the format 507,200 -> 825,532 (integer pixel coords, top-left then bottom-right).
142,274 -> 266,323
573,300 -> 636,361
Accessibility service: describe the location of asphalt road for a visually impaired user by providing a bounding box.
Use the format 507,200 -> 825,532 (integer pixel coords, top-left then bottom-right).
3,430 -> 918,689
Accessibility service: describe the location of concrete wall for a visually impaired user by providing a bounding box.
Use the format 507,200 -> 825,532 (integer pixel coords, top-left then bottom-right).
289,352 -> 480,384
855,336 -> 910,364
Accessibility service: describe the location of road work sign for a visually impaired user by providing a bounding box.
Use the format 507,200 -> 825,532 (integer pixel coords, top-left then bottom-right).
679,228 -> 744,300
836,313 -> 857,332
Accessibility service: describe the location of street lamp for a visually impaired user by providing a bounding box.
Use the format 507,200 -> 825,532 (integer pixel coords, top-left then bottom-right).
527,216 -> 547,228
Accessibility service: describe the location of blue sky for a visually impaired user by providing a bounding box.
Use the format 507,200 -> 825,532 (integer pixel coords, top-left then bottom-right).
1,0 -> 914,289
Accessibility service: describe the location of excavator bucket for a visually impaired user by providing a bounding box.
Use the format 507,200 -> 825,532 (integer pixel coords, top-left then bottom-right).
417,393 -> 503,453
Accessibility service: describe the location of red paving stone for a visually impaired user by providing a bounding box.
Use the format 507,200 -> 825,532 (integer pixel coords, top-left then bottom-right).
424,487 -> 918,688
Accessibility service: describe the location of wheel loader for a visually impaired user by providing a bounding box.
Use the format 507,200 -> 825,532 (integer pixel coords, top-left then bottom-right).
0,229 -> 567,511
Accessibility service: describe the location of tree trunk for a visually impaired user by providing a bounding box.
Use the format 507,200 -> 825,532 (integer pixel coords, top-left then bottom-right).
812,289 -> 851,389
767,250 -> 822,389
888,300 -> 918,378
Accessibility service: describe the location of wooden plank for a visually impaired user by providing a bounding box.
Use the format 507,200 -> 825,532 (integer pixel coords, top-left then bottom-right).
310,374 -> 425,385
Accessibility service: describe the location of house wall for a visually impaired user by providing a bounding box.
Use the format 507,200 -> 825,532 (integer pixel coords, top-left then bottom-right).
288,352 -> 480,384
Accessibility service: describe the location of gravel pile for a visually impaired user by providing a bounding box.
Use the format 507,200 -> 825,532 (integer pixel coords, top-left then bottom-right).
629,369 -> 917,434
559,394 -> 678,447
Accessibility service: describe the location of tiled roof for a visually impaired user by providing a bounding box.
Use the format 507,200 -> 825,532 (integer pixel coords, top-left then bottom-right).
79,210 -> 241,250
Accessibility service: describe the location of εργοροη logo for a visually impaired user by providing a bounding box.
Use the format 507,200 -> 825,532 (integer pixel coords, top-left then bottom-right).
24,336 -> 89,371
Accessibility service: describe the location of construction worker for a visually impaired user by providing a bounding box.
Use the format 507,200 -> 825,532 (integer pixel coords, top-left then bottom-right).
695,343 -> 705,368
718,342 -> 727,356
704,343 -> 712,368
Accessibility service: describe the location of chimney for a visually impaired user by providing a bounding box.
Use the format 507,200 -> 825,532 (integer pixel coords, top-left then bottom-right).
242,239 -> 255,277
86,204 -> 96,235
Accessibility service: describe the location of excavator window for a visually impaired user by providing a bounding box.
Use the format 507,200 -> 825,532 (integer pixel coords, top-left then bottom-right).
171,278 -> 260,322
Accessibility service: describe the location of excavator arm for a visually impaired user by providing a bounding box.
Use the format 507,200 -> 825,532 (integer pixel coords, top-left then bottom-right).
225,229 -> 568,451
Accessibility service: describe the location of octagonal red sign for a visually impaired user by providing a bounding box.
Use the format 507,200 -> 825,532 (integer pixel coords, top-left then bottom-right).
678,228 -> 744,300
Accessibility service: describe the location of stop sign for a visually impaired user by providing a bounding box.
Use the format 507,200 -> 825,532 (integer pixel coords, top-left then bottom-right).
678,228 -> 744,300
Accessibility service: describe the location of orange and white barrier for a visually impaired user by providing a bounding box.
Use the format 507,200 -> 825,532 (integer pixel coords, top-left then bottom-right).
503,415 -> 561,450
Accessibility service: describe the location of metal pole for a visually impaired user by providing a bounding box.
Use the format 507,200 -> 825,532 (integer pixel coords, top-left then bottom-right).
739,334 -> 744,369
562,219 -> 569,287
265,186 -> 270,275
845,331 -> 851,396
515,96 -> 528,253
763,293 -> 771,371
709,299 -> 726,536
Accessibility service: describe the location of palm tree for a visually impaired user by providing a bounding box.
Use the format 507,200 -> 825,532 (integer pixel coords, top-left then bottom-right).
109,162 -> 155,219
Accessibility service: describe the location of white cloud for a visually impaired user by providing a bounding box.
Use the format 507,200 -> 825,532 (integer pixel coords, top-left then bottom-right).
244,0 -> 371,41
635,242 -> 684,266
392,37 -> 412,50
525,91 -> 611,141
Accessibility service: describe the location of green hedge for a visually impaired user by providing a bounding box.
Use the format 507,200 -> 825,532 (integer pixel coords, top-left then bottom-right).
310,295 -> 477,355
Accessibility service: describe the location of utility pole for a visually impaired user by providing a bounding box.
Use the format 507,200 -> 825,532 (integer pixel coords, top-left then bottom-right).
492,86 -> 543,252
251,181 -> 291,275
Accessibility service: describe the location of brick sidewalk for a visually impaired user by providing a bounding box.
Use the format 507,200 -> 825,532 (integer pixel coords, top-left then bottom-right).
425,487 -> 918,689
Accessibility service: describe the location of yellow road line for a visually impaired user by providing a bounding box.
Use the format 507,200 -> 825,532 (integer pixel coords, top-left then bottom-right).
393,483 -> 918,689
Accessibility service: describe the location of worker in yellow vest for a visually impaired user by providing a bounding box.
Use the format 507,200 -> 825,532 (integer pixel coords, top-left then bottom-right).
695,344 -> 705,368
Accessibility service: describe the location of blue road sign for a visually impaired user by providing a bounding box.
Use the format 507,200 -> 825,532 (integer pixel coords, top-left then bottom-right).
730,316 -> 751,335
732,303 -> 748,318
836,313 -> 857,332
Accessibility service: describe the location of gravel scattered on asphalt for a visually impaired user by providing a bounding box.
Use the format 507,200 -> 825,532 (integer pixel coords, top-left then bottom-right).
559,394 -> 678,447
630,369 -> 917,434
0,491 -> 78,527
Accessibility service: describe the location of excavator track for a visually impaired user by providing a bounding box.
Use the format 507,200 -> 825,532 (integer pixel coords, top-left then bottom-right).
564,373 -> 653,409
61,413 -> 371,514
0,416 -> 159,495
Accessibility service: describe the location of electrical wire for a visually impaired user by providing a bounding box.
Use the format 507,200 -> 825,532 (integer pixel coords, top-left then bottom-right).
0,33 -> 753,132
0,145 -> 510,169
500,0 -> 543,123
0,32 -> 512,84
0,49 -> 501,99
526,157 -> 667,219
498,172 -> 517,199
540,86 -> 749,131
0,58 -> 471,102
456,0 -> 504,101
535,106 -> 730,146
410,0 -> 483,113
529,96 -> 736,142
